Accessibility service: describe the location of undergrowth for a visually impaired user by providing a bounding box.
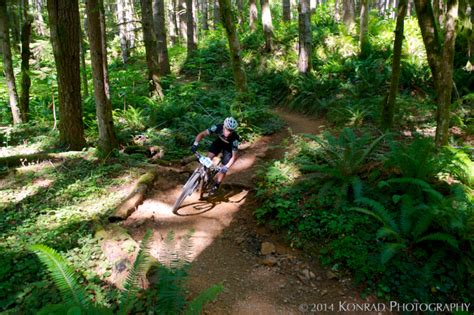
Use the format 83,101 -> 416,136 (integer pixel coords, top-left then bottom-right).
255,131 -> 473,303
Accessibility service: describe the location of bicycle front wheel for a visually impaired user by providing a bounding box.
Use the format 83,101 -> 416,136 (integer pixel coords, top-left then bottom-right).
172,171 -> 201,213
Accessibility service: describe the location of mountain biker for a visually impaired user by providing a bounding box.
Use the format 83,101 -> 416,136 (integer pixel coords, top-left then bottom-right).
191,117 -> 240,196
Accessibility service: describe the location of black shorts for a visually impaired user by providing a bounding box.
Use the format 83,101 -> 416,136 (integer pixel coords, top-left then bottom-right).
209,139 -> 234,165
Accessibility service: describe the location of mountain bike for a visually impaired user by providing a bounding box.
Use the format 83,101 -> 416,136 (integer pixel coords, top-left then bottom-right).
172,152 -> 221,213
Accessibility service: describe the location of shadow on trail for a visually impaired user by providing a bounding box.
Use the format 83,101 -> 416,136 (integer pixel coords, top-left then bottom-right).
173,185 -> 250,216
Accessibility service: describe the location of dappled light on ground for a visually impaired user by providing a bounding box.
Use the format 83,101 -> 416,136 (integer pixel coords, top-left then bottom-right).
125,182 -> 250,261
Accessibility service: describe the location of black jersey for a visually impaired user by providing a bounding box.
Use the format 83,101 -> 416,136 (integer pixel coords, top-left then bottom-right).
207,124 -> 240,151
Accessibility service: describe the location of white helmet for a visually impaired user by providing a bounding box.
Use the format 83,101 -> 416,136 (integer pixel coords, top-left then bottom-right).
223,117 -> 238,130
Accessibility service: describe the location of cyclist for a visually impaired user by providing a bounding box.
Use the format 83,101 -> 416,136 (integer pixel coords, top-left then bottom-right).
191,117 -> 240,196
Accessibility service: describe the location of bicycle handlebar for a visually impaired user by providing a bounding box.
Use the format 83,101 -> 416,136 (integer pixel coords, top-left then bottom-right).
194,152 -> 220,171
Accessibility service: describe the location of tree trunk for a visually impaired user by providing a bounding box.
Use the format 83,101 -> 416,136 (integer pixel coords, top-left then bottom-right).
80,16 -> 89,98
283,0 -> 291,21
125,0 -> 136,50
414,0 -> 458,146
213,0 -> 220,28
310,0 -> 316,12
201,0 -> 209,30
86,0 -> 117,154
433,0 -> 440,25
47,0 -> 86,150
33,0 -> 47,36
153,0 -> 171,75
20,0 -> 32,122
193,0 -> 198,42
334,0 -> 340,21
359,0 -> 369,56
236,0 -> 244,24
385,0 -> 390,16
407,0 -> 412,16
178,0 -> 187,40
186,0 -> 196,55
390,0 -> 398,18
218,0 -> 247,93
261,0 -> 273,52
298,0 -> 312,73
140,0 -> 164,98
249,0 -> 257,30
168,0 -> 178,44
10,4 -> 20,50
116,0 -> 130,63
343,0 -> 355,32
381,0 -> 407,130
0,0 -> 22,124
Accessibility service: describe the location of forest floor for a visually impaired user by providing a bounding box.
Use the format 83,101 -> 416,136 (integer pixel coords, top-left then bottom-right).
116,109 -> 393,314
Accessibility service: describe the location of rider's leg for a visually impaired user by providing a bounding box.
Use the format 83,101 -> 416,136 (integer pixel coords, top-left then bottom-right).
211,149 -> 232,189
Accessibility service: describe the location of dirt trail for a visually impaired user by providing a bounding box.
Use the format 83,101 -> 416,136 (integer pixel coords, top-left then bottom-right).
123,109 -> 384,314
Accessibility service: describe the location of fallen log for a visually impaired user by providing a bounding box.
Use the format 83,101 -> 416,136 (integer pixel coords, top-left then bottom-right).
123,145 -> 164,158
0,151 -> 86,168
109,170 -> 157,222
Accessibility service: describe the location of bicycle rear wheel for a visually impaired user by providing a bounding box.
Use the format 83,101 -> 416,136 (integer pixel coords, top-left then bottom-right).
172,171 -> 201,213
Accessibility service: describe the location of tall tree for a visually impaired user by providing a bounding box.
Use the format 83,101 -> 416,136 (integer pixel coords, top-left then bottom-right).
298,0 -> 312,73
20,0 -> 32,122
153,0 -> 171,74
334,0 -> 341,20
186,0 -> 197,55
249,0 -> 258,30
32,0 -> 47,36
116,0 -> 136,63
218,0 -> 247,92
117,0 -> 129,63
236,0 -> 244,24
193,0 -> 198,43
168,0 -> 178,44
283,0 -> 291,21
140,0 -> 164,98
414,0 -> 459,146
47,0 -> 86,150
86,0 -> 117,154
359,0 -> 369,56
381,0 -> 407,130
261,0 -> 273,52
178,0 -> 187,40
213,0 -> 220,27
343,0 -> 355,32
201,0 -> 209,30
125,0 -> 136,50
0,0 -> 22,124
80,15 -> 89,98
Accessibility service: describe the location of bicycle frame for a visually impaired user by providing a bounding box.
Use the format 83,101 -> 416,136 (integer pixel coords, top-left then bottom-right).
171,153 -> 220,213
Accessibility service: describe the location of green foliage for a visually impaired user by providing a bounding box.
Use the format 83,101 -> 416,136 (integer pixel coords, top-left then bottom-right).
298,128 -> 386,202
118,230 -> 154,315
28,230 -> 222,314
255,129 -> 474,303
28,245 -> 91,311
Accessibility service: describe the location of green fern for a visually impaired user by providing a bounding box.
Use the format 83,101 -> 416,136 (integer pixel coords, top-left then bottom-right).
30,229 -> 222,314
352,195 -> 463,265
416,232 -> 459,249
28,244 -> 91,311
354,197 -> 398,231
183,284 -> 224,315
379,177 -> 444,202
118,229 -> 154,315
301,129 -> 386,201
385,137 -> 442,181
381,243 -> 406,264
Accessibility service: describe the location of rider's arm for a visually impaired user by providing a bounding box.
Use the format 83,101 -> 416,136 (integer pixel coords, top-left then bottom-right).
225,151 -> 238,168
194,129 -> 210,145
